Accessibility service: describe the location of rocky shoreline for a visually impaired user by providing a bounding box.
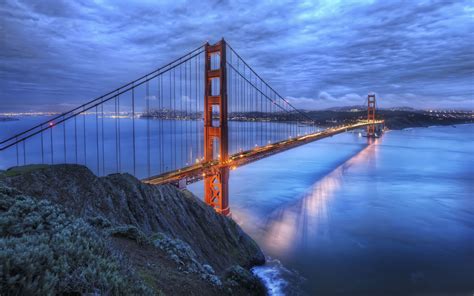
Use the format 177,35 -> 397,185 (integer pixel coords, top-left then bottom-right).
0,164 -> 266,295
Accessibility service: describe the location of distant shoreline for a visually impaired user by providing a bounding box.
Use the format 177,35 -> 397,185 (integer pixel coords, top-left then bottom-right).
2,110 -> 472,131
0,117 -> 18,122
400,122 -> 474,131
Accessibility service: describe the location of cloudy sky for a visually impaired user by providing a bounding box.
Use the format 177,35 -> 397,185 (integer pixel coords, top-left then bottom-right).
1,0 -> 473,112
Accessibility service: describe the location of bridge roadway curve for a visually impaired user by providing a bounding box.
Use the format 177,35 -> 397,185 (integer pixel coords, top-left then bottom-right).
142,120 -> 384,186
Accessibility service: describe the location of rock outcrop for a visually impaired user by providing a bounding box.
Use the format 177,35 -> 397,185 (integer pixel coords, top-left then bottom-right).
0,164 -> 266,295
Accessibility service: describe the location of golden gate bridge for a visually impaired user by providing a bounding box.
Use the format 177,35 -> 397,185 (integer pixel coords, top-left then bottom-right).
0,39 -> 383,216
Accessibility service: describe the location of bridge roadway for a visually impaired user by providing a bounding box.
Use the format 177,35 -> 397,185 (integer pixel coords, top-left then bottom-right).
142,120 -> 384,186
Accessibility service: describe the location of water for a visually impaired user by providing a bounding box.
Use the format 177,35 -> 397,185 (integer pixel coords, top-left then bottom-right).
189,124 -> 474,295
0,115 -> 316,178
2,117 -> 473,294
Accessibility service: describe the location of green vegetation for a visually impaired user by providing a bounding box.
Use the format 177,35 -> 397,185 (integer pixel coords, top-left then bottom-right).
108,224 -> 150,245
0,164 -> 267,295
223,265 -> 266,294
1,164 -> 49,177
0,186 -> 152,295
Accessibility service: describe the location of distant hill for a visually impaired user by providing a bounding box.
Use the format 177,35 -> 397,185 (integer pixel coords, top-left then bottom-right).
301,109 -> 473,129
321,106 -> 419,112
324,105 -> 365,111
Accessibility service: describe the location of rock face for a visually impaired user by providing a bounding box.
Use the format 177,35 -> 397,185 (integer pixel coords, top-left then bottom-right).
1,164 -> 265,273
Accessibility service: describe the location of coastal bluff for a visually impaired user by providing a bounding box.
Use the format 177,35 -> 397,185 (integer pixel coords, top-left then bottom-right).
0,164 -> 266,295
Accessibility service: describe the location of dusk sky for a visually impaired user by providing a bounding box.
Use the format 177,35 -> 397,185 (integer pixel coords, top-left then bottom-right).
1,0 -> 473,112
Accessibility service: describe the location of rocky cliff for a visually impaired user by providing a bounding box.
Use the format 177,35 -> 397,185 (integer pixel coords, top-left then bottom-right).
0,164 -> 266,295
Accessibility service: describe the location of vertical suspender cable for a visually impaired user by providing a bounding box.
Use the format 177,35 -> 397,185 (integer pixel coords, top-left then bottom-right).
260,80 -> 263,146
238,59 -> 242,151
74,116 -> 78,163
146,79 -> 151,178
228,56 -> 231,153
83,108 -> 87,166
15,137 -> 19,166
101,103 -> 105,175
41,127 -> 44,164
51,126 -> 54,164
244,66 -> 247,150
188,59 -> 191,165
23,140 -> 26,165
172,68 -> 176,170
63,119 -> 66,163
184,61 -> 187,165
155,76 -> 163,174
160,76 -> 163,173
96,106 -> 99,174
132,87 -> 136,176
184,61 -> 188,165
195,54 -> 198,162
118,93 -> 121,172
115,97 -> 118,172
169,70 -> 172,172
180,65 -> 183,166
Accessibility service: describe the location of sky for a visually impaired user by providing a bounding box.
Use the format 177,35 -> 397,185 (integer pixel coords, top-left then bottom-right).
0,0 -> 473,112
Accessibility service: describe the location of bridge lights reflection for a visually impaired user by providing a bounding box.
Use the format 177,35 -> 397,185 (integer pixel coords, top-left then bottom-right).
261,141 -> 378,255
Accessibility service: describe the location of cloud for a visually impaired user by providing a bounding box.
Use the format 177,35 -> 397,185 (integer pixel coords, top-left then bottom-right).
0,0 -> 473,112
286,92 -> 364,109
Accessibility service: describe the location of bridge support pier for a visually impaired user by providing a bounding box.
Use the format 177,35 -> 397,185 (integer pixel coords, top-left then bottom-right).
204,39 -> 230,216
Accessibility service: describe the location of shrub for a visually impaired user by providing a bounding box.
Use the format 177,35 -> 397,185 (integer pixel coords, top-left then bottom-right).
224,265 -> 267,294
108,225 -> 150,245
86,215 -> 113,229
0,190 -> 152,295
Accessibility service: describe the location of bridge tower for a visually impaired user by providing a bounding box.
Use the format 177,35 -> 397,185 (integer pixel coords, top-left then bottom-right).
204,39 -> 230,216
367,93 -> 376,137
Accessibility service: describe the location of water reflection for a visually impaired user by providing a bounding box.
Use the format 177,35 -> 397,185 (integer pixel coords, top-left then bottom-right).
260,138 -> 381,255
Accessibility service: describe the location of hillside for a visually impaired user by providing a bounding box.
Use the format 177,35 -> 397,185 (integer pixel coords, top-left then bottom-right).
0,165 -> 266,295
303,109 -> 473,129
